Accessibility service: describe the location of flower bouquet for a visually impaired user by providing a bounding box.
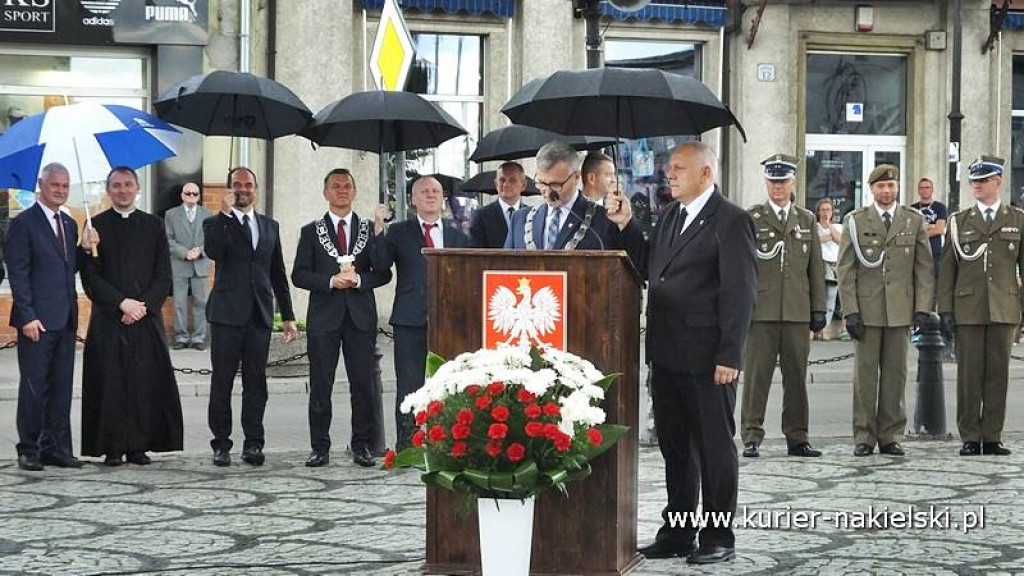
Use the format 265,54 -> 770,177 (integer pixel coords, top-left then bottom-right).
383,344 -> 628,501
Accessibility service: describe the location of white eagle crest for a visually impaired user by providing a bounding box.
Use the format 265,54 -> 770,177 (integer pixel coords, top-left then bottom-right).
488,278 -> 561,346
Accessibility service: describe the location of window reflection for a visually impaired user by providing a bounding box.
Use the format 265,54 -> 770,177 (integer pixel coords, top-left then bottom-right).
805,53 -> 907,136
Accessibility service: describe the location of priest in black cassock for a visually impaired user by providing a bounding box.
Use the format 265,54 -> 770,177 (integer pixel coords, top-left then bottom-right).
80,166 -> 183,466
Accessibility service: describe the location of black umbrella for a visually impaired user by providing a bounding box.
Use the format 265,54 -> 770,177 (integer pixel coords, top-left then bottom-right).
458,170 -> 541,196
469,124 -> 617,163
501,67 -> 746,141
154,70 -> 312,138
300,91 -> 467,153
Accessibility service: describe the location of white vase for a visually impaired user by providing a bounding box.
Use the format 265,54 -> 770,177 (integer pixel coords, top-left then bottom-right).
477,496 -> 535,576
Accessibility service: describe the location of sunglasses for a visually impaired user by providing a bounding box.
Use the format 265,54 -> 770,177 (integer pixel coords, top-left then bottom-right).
182,191 -> 200,197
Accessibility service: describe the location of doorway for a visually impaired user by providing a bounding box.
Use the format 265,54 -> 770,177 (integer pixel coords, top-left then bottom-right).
805,135 -> 906,220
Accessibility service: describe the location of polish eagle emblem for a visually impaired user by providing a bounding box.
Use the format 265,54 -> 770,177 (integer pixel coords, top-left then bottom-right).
488,277 -> 561,346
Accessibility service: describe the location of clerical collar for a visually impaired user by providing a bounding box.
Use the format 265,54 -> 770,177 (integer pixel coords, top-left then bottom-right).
114,207 -> 136,219
977,200 -> 1001,213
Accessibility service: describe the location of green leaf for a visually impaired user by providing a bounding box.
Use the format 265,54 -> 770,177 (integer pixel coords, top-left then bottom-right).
582,424 -> 630,460
529,346 -> 547,371
425,352 -> 447,378
392,448 -> 426,469
593,373 -> 620,392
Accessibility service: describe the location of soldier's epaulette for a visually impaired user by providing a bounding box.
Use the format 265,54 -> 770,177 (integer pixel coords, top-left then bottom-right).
747,204 -> 767,214
953,206 -> 973,218
902,205 -> 923,216
794,205 -> 815,219
1013,206 -> 1024,216
842,206 -> 869,222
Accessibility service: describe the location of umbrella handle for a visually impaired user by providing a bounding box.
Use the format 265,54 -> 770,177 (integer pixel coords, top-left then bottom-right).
83,204 -> 98,259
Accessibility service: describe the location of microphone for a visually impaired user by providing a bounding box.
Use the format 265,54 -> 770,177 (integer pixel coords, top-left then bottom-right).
564,206 -> 605,250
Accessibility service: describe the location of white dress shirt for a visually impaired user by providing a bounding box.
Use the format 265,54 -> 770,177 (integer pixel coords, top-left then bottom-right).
678,185 -> 715,234
231,207 -> 259,249
418,216 -> 444,248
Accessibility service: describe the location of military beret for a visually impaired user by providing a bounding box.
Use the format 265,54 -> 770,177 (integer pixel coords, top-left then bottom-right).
761,153 -> 799,181
968,155 -> 1004,181
868,164 -> 899,185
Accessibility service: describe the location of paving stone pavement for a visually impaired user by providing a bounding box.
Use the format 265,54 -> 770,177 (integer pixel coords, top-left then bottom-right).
1,434 -> 1023,575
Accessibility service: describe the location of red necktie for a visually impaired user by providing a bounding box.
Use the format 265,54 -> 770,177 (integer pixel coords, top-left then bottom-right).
423,222 -> 436,248
337,219 -> 347,254
55,213 -> 66,259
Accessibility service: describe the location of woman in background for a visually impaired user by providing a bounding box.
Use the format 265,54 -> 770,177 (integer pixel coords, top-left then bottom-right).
815,198 -> 843,340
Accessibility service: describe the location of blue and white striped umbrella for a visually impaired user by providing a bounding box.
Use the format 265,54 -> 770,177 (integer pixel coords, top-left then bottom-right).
0,102 -> 180,191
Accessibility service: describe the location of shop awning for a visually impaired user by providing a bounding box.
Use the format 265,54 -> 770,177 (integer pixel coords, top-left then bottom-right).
360,0 -> 515,17
600,1 -> 727,27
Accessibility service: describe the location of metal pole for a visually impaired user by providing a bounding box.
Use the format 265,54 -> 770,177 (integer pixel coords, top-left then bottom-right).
948,0 -> 963,211
913,313 -> 948,437
583,0 -> 602,69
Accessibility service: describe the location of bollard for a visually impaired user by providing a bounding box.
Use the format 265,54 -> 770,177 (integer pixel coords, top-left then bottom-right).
912,312 -> 948,437
368,342 -> 387,456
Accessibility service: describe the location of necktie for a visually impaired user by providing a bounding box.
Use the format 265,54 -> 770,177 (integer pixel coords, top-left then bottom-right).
985,208 -> 994,223
545,207 -> 562,250
882,212 -> 892,231
506,206 -> 515,226
670,207 -> 688,247
242,214 -> 254,249
778,209 -> 786,222
54,213 -> 66,259
423,222 -> 436,248
337,219 -> 348,254
187,207 -> 195,223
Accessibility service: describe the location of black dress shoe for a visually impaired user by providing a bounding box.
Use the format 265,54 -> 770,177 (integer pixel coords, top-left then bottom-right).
41,451 -> 83,468
126,451 -> 151,465
352,446 -> 376,467
17,454 -> 43,472
983,442 -> 1012,455
854,443 -> 874,457
104,454 -> 124,467
305,450 -> 329,467
212,448 -> 231,467
241,447 -> 265,466
788,442 -> 822,457
959,442 -> 981,456
742,442 -> 759,458
687,544 -> 736,564
639,538 -> 697,559
879,442 -> 905,456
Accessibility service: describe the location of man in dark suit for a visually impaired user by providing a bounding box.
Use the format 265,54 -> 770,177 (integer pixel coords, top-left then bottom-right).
608,142 -> 757,564
204,166 -> 297,467
469,161 -> 525,248
373,176 -> 470,448
505,142 -> 644,269
293,169 -> 392,467
7,162 -> 99,471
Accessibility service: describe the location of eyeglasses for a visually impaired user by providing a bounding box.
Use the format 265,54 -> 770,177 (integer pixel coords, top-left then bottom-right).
182,191 -> 200,197
535,172 -> 576,194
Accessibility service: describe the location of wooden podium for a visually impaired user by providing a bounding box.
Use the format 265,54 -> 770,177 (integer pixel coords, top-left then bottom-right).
422,249 -> 643,576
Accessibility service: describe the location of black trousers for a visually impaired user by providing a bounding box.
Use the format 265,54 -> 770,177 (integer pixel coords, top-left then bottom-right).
393,324 -> 427,448
207,316 -> 271,451
307,315 -> 376,452
650,364 -> 738,548
16,327 -> 75,457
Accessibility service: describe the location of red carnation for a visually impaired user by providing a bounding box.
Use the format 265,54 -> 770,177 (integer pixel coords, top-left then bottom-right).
506,443 -> 526,463
465,385 -> 483,397
384,450 -> 396,469
451,423 -> 471,440
427,400 -> 445,418
428,424 -> 447,442
456,408 -> 475,425
450,442 -> 468,458
487,382 -> 505,396
543,423 -> 560,439
485,441 -> 503,458
524,403 -> 542,419
412,429 -> 427,447
475,395 -> 493,411
516,388 -> 536,403
525,422 -> 545,438
487,423 -> 509,440
543,402 -> 560,417
587,429 -> 603,446
490,405 -> 510,423
553,432 -> 572,452
415,411 -> 428,426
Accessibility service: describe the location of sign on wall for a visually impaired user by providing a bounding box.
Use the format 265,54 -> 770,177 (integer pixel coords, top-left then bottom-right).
1,0 -> 208,45
483,271 -> 567,351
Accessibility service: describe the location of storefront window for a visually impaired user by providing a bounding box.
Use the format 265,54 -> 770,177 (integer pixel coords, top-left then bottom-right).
1011,55 -> 1024,207
805,53 -> 907,136
605,39 -> 700,237
407,33 -> 483,233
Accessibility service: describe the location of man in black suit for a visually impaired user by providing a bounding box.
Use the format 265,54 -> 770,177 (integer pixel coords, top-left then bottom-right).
204,166 -> 297,467
292,169 -> 392,467
7,162 -> 99,471
505,142 -> 644,270
468,161 -> 525,248
608,142 -> 757,564
373,176 -> 470,448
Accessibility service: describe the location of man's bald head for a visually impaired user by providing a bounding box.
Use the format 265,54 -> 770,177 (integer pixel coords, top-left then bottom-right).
411,176 -> 444,221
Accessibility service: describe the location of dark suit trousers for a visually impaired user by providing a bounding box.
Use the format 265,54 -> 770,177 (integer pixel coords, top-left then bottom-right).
307,315 -> 376,452
393,325 -> 427,447
16,328 -> 75,457
208,312 -> 272,451
650,364 -> 738,547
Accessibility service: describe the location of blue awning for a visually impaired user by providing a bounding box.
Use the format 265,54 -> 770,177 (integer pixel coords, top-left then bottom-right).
600,1 -> 726,27
361,0 -> 515,17
1006,12 -> 1024,29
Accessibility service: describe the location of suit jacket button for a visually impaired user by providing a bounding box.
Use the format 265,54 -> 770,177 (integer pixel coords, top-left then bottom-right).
659,277 -> 665,283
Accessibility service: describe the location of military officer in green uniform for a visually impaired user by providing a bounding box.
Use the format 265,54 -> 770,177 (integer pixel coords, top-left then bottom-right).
741,154 -> 827,458
938,156 -> 1021,456
838,164 -> 933,457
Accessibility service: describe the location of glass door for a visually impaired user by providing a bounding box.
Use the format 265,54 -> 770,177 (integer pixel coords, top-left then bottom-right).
805,134 -> 905,219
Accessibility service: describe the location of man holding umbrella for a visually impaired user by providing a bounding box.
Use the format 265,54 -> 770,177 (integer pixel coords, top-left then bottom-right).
468,161 -> 525,249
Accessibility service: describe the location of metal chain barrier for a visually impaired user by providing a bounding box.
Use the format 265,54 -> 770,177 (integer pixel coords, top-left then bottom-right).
807,352 -> 856,365
1011,354 -> 1024,362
